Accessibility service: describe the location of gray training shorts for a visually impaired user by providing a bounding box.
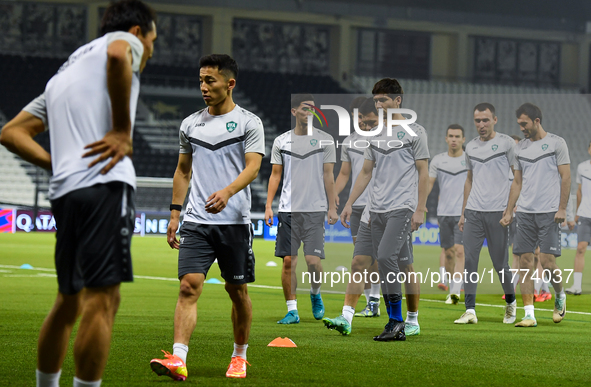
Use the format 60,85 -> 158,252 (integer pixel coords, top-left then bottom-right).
350,206 -> 364,238
438,215 -> 463,249
513,212 -> 561,257
577,216 -> 591,244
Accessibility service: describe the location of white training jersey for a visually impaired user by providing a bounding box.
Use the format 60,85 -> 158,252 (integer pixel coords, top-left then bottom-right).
429,152 -> 467,216
465,132 -> 515,212
341,131 -> 374,208
23,32 -> 144,200
576,160 -> 591,218
270,128 -> 336,212
514,133 -> 570,213
179,105 -> 265,225
364,123 -> 430,213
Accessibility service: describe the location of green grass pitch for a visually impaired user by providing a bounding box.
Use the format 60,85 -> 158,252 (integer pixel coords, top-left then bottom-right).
1,233 -> 590,386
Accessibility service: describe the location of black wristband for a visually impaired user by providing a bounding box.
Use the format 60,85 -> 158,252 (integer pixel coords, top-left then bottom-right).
170,204 -> 182,212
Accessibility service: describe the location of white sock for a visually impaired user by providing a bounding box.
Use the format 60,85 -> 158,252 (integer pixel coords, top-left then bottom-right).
466,308 -> 476,316
36,369 -> 61,387
512,274 -> 520,289
406,311 -> 418,325
541,281 -> 550,293
310,286 -> 321,295
556,288 -> 566,299
173,343 -> 188,364
364,288 -> 371,302
232,343 -> 248,360
450,279 -> 463,295
73,377 -> 101,387
439,266 -> 446,284
342,305 -> 355,324
574,272 -> 583,289
286,299 -> 297,312
370,283 -> 381,299
524,304 -> 535,319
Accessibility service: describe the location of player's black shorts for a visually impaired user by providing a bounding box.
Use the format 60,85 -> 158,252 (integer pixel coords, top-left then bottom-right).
178,222 -> 255,284
275,212 -> 326,258
438,215 -> 463,249
350,206 -> 364,238
513,212 -> 561,256
51,182 -> 135,295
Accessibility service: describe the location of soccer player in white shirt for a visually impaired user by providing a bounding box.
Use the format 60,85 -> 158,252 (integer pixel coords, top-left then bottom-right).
265,94 -> 338,324
150,55 -> 265,380
1,2 -> 157,386
428,124 -> 467,304
566,141 -> 591,295
501,103 -> 570,326
455,103 -> 517,325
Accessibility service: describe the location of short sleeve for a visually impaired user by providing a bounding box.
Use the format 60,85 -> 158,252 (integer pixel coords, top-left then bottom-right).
341,143 -> 351,163
513,146 -> 522,171
464,151 -> 472,170
555,138 -> 570,166
323,136 -> 336,163
179,122 -> 192,154
411,127 -> 430,160
23,94 -> 48,130
270,137 -> 283,165
106,31 -> 144,73
506,137 -> 516,167
244,117 -> 265,155
576,165 -> 582,184
428,156 -> 438,178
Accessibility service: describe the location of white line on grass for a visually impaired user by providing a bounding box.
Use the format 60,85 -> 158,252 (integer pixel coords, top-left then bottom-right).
2,265 -> 590,317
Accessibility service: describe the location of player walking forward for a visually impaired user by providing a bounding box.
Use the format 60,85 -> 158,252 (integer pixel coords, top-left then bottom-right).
428,124 -> 467,304
150,54 -> 265,380
1,2 -> 157,386
501,103 -> 570,326
265,94 -> 338,324
566,141 -> 591,295
341,78 -> 429,341
455,103 -> 517,325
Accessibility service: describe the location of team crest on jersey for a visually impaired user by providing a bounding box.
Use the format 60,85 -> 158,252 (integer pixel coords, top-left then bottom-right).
310,139 -> 318,146
226,121 -> 237,132
491,144 -> 498,151
461,160 -> 466,166
542,144 -> 548,151
397,131 -> 405,140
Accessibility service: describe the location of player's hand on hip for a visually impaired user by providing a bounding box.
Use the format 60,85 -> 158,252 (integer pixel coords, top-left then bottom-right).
500,209 -> 513,227
411,210 -> 424,232
167,217 -> 180,249
265,207 -> 274,226
327,208 -> 338,225
340,204 -> 352,228
554,209 -> 566,224
458,215 -> 465,232
205,189 -> 231,214
83,130 -> 132,174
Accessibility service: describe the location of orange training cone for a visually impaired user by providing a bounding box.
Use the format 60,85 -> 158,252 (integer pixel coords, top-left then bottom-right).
267,337 -> 297,347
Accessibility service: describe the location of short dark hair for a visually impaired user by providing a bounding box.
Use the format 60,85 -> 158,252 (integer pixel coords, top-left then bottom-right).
100,0 -> 157,36
349,96 -> 367,114
359,97 -> 377,116
372,78 -> 404,105
516,103 -> 542,124
446,124 -> 464,137
291,94 -> 314,109
510,134 -> 522,142
199,54 -> 239,80
474,102 -> 496,117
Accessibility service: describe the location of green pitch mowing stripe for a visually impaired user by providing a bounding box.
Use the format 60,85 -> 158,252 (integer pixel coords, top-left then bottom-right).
1,233 -> 591,386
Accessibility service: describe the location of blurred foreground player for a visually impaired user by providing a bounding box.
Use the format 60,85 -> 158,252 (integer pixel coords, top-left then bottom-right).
0,1 -> 158,386
150,54 -> 265,380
